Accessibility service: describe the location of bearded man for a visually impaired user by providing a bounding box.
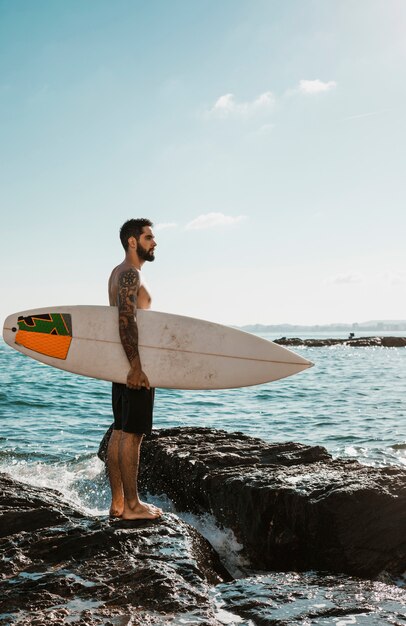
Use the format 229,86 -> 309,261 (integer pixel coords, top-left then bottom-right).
107,218 -> 162,521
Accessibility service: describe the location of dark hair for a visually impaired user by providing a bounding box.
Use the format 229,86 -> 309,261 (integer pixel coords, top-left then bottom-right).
119,218 -> 153,251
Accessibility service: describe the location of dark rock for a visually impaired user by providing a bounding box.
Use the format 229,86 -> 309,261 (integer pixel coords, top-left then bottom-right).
0,473 -> 231,625
274,336 -> 406,347
215,571 -> 406,625
132,427 -> 406,578
381,336 -> 406,347
0,471 -> 84,539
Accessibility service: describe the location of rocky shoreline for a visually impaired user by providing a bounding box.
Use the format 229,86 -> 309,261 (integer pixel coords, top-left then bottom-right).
1,427 -> 405,625
134,428 -> 406,578
274,336 -> 406,347
0,472 -> 230,625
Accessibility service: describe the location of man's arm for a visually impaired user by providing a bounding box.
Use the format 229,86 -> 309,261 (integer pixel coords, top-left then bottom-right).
117,268 -> 150,389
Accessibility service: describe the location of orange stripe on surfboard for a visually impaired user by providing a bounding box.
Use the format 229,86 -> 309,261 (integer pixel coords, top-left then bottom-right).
15,330 -> 72,360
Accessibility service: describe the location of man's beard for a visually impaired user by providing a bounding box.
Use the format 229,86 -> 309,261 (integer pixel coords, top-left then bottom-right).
137,241 -> 155,262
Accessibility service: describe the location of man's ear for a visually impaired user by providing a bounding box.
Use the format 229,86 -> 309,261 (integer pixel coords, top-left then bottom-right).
128,236 -> 137,249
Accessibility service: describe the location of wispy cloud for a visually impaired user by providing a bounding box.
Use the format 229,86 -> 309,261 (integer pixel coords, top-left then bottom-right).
327,272 -> 364,285
205,80 -> 336,120
343,111 -> 381,121
206,91 -> 275,118
155,222 -> 178,231
185,212 -> 247,230
297,79 -> 337,95
377,271 -> 405,285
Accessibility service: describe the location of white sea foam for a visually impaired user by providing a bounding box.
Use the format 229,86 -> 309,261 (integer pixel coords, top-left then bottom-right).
0,454 -> 109,516
338,444 -> 406,467
145,493 -> 250,578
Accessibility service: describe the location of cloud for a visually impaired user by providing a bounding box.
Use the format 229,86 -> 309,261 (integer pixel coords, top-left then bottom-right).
343,111 -> 381,121
155,222 -> 178,231
185,212 -> 247,230
327,272 -> 364,285
205,81 -> 336,119
206,91 -> 275,118
377,271 -> 405,285
297,79 -> 337,94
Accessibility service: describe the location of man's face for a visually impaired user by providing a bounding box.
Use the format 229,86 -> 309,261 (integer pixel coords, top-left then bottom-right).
137,226 -> 156,262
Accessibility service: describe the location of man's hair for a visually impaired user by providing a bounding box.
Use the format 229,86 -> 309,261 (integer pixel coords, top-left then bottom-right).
120,218 -> 153,251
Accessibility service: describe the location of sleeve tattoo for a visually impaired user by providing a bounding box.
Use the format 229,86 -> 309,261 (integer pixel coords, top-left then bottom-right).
118,268 -> 140,364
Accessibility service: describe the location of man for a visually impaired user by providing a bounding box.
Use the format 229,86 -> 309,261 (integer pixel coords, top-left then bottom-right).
107,218 -> 162,521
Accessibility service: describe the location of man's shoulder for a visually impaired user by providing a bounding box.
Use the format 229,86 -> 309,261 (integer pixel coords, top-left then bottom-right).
109,263 -> 122,276
117,265 -> 140,286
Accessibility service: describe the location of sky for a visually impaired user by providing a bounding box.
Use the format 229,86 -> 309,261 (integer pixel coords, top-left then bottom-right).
1,0 -> 405,327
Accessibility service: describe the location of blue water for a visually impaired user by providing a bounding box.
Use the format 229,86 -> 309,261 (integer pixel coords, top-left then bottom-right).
1,333 -> 405,524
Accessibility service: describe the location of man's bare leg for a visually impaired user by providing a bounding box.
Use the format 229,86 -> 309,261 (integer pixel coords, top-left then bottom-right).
119,432 -> 162,520
107,429 -> 124,517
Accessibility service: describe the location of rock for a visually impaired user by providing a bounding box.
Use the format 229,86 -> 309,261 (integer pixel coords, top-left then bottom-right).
0,472 -> 84,542
274,336 -> 406,347
381,336 -> 406,347
214,571 -> 406,625
0,473 -> 231,625
131,428 -> 406,578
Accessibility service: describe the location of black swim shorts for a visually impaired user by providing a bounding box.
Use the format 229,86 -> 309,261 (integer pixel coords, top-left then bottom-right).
112,383 -> 155,435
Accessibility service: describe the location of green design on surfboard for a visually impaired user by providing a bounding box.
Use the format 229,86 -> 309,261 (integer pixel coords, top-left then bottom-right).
17,313 -> 72,336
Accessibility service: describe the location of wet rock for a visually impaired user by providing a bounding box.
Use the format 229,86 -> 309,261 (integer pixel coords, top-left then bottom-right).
274,336 -> 406,347
214,571 -> 406,625
133,428 -> 406,578
0,472 -> 84,540
0,473 -> 231,625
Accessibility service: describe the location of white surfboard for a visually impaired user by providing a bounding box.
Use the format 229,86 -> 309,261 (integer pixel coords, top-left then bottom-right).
2,306 -> 313,389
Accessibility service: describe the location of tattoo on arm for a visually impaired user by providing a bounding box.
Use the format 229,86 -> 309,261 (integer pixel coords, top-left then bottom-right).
118,268 -> 140,364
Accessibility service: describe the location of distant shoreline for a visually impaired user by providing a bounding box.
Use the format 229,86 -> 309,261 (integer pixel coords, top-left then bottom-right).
240,322 -> 406,333
274,336 -> 406,348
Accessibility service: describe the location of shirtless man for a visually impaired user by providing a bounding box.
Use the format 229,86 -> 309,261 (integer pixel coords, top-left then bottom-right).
107,218 -> 162,521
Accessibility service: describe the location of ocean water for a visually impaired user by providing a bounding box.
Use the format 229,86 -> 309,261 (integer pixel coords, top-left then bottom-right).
1,332 -> 405,577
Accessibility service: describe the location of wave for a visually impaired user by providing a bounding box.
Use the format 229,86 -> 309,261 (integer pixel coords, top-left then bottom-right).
0,452 -> 108,515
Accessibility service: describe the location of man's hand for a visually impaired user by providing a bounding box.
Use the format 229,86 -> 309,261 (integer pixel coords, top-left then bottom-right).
127,365 -> 150,390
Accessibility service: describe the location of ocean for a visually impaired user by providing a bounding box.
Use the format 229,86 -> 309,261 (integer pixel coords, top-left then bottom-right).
1,331 -> 405,583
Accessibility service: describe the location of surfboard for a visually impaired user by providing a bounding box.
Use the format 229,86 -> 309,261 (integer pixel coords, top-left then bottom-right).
2,306 -> 313,389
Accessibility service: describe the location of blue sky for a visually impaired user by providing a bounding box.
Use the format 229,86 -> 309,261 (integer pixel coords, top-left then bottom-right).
1,0 -> 405,326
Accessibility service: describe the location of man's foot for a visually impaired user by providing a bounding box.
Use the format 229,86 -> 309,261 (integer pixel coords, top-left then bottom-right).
140,500 -> 163,515
109,498 -> 125,518
122,501 -> 163,520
